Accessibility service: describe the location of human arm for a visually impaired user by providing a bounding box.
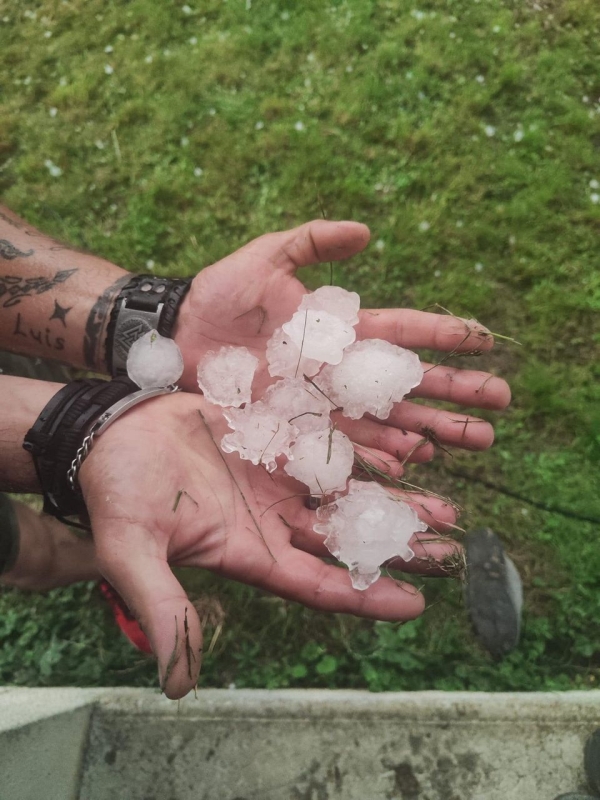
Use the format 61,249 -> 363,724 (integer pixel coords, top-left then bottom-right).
1,373 -> 458,698
0,205 -> 128,371
0,207 -> 510,464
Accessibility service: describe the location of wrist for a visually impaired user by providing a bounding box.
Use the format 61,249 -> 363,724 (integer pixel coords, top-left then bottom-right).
105,275 -> 192,376
21,377 -> 178,526
0,376 -> 63,492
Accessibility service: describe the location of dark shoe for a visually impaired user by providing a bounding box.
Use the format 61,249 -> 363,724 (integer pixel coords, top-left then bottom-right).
464,527 -> 523,659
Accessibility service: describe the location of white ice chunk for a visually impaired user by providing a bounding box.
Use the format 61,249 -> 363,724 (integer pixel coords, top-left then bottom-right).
266,327 -> 322,379
299,285 -> 360,326
221,402 -> 297,472
282,309 -> 356,365
314,480 -> 428,590
263,378 -> 332,434
316,339 -> 423,420
197,346 -> 258,407
126,329 -> 184,389
284,428 -> 354,495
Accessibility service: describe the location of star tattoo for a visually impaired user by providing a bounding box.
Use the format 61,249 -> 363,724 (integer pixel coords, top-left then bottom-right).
49,299 -> 72,327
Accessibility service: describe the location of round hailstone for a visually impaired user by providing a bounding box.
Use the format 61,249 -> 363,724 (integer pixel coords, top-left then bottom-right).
298,285 -> 360,326
197,346 -> 258,407
316,338 -> 423,420
262,378 -> 332,434
127,329 -> 184,389
266,327 -> 322,379
284,428 -> 354,495
221,401 -> 298,472
282,309 -> 356,365
314,480 -> 428,590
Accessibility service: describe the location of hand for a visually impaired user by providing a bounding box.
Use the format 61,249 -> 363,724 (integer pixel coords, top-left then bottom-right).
80,392 -> 459,699
174,220 -> 511,466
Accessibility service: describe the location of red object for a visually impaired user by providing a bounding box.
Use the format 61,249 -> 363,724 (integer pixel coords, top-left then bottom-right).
99,580 -> 153,655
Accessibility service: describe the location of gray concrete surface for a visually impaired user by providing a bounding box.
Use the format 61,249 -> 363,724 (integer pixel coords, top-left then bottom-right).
0,688 -> 102,800
1,688 -> 599,800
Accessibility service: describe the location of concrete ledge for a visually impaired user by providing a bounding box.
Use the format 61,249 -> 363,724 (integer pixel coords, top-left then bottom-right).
0,689 -> 102,800
1,688 -> 599,800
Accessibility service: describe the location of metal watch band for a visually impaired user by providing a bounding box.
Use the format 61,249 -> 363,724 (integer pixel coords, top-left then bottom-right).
106,275 -> 191,377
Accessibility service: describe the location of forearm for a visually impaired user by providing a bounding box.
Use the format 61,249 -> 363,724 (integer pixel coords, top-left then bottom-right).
0,206 -> 128,371
0,375 -> 63,492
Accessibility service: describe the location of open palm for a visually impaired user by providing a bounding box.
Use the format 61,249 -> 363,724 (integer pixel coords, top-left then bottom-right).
80,391 -> 458,699
174,220 -> 511,466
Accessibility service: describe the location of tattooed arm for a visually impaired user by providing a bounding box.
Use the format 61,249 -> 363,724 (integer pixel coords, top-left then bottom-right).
0,206 -> 128,370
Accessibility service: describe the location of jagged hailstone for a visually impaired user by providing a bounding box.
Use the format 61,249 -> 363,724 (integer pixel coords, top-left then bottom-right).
282,309 -> 355,365
262,378 -> 332,434
221,401 -> 298,472
266,327 -> 323,379
317,339 -> 424,420
299,285 -> 360,326
127,329 -> 184,389
313,480 -> 428,590
284,429 -> 354,495
197,346 -> 258,407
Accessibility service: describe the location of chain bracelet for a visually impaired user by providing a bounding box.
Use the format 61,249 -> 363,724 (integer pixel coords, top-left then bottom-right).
66,384 -> 179,494
67,427 -> 99,492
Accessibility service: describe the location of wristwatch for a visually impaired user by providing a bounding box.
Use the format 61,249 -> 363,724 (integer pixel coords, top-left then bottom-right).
106,275 -> 191,376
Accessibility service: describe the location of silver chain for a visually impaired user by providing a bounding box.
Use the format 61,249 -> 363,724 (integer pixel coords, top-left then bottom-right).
67,425 -> 100,492
66,384 -> 179,493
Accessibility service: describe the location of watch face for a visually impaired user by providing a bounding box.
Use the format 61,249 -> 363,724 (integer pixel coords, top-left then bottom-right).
114,316 -> 155,363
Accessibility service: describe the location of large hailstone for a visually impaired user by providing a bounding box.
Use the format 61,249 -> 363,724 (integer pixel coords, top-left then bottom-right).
282,309 -> 356,365
313,480 -> 428,590
197,346 -> 258,407
266,327 -> 323,379
221,401 -> 298,472
126,329 -> 184,389
317,339 -> 424,420
262,378 -> 332,435
284,428 -> 354,495
299,285 -> 360,326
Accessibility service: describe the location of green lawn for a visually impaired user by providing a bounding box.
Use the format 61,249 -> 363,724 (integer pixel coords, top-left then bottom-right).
1,0 -> 599,692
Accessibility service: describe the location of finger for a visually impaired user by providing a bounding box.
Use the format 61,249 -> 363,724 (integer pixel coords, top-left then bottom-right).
291,523 -> 461,578
410,364 -> 511,410
379,402 -> 495,451
352,443 -> 405,480
397,492 -> 459,532
357,309 -> 494,353
335,413 -> 435,463
260,547 -> 425,621
250,219 -> 370,274
387,533 -> 463,577
94,526 -> 202,700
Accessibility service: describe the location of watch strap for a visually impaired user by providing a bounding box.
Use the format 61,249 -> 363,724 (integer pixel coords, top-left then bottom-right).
106,275 -> 191,376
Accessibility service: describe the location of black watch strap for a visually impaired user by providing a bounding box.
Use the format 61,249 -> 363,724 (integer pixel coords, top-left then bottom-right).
23,377 -> 138,526
106,275 -> 191,376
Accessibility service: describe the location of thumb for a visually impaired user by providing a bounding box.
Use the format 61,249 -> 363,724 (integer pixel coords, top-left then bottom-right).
247,219 -> 371,274
95,526 -> 203,700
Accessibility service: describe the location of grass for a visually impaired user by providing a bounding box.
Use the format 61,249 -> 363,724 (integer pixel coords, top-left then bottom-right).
0,0 -> 599,692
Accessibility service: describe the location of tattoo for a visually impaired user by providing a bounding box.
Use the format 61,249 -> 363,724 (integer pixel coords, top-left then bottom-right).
0,239 -> 34,260
83,275 -> 130,369
13,312 -> 65,351
49,299 -> 72,327
0,211 -> 24,230
0,268 -> 78,308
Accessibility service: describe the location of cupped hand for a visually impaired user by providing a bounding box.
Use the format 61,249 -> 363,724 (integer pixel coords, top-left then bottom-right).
174,220 -> 510,467
80,392 -> 459,699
